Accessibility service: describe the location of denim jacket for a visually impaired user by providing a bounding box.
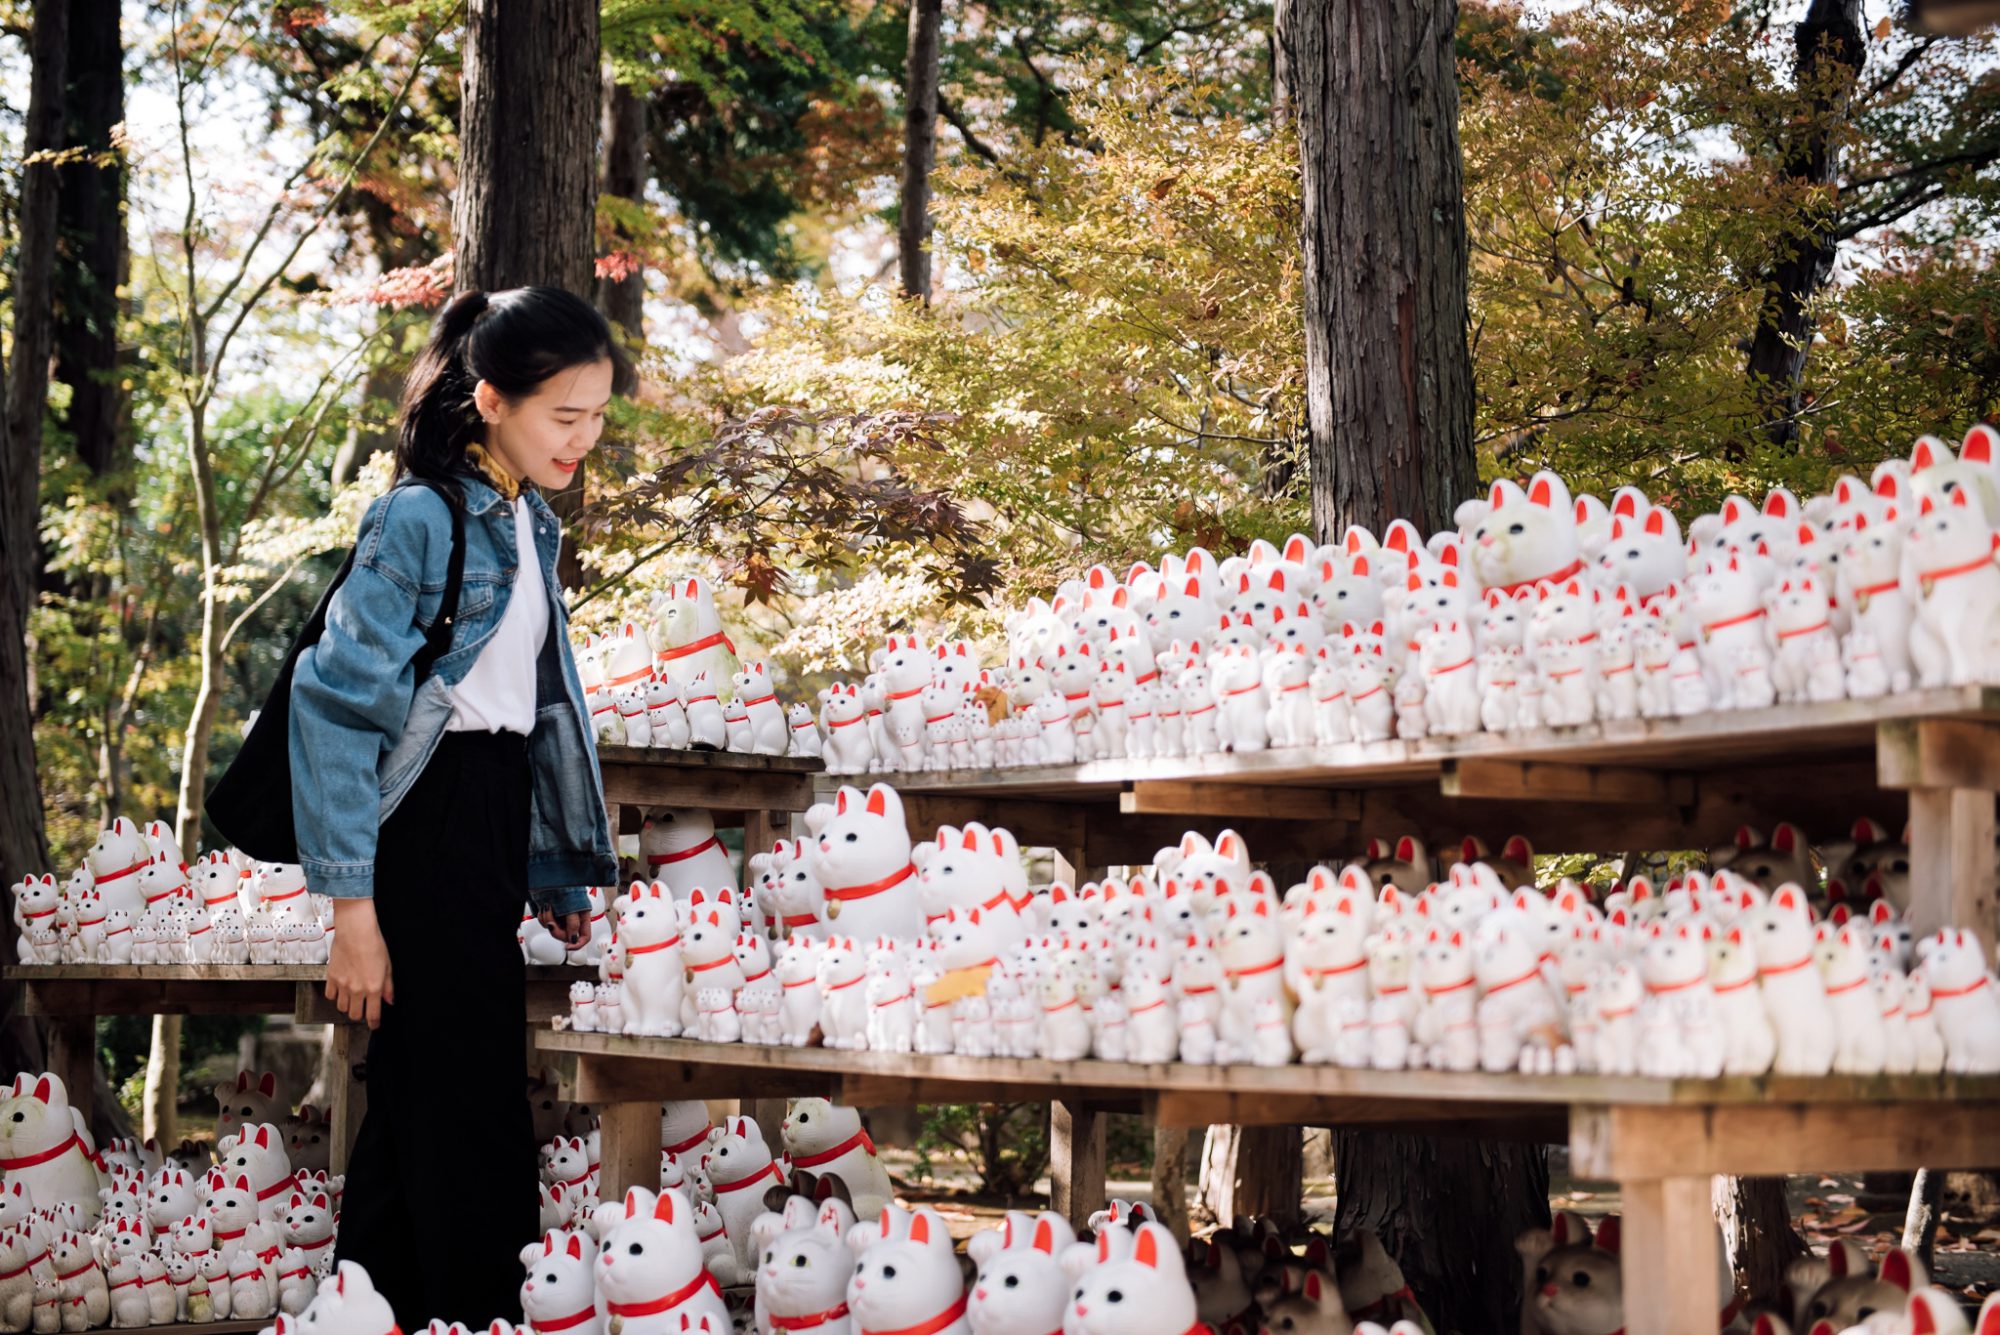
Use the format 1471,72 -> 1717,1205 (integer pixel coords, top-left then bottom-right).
288,472 -> 617,917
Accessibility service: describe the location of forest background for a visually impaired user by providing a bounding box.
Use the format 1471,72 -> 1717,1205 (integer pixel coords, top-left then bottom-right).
2,0 -> 2000,1324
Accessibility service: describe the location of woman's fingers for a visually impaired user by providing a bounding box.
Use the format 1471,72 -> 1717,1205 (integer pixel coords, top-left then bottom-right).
383,964 -> 394,1008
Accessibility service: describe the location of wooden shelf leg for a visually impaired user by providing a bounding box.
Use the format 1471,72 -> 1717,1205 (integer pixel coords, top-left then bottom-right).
598,1097 -> 660,1205
327,1023 -> 370,1176
1907,787 -> 1998,952
1050,1100 -> 1105,1231
1620,1176 -> 1717,1335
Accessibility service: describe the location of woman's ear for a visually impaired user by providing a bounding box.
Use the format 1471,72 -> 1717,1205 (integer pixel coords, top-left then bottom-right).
473,378 -> 504,425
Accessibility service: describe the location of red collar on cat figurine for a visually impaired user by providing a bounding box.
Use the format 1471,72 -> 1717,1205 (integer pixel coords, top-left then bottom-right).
788,1128 -> 877,1170
604,1268 -> 723,1318
858,1293 -> 968,1335
530,1306 -> 597,1331
0,1131 -> 81,1171
770,1303 -> 850,1331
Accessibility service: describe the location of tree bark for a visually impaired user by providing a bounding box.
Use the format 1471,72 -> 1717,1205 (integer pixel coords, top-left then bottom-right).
52,0 -> 128,480
597,70 -> 648,353
1270,0 -> 1297,134
1742,0 -> 1865,454
1713,1174 -> 1806,1306
1197,1125 -> 1304,1228
898,0 -> 944,302
2,0 -> 67,890
1299,11 -> 1529,1321
454,0 -> 601,588
1336,1131 -> 1550,1334
1297,0 -> 1477,541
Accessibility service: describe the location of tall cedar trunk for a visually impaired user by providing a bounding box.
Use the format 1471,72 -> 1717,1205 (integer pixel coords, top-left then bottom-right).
1742,0 -> 1865,454
2,0 -> 67,1129
1336,1132 -> 1550,1334
898,0 -> 944,302
1714,1174 -> 1806,1305
53,0 -> 127,479
1197,1125 -> 1304,1227
1270,0 -> 1296,133
454,0 -> 600,589
1299,5 -> 1540,1327
1298,0 -> 1477,541
3,0 -> 66,888
597,72 -> 647,353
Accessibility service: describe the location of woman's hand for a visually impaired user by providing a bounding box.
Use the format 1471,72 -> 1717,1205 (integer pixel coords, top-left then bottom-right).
538,908 -> 587,949
327,898 -> 394,1029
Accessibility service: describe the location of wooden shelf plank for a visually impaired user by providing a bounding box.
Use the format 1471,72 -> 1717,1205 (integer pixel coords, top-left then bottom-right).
1121,781 -> 1361,821
533,1031 -> 2000,1114
1440,759 -> 1695,806
1572,1100 -> 2000,1179
882,687 -> 2000,801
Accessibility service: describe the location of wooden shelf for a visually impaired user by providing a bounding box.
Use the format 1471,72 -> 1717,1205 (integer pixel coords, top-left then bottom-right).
865,690 -> 2000,904
599,745 -> 821,822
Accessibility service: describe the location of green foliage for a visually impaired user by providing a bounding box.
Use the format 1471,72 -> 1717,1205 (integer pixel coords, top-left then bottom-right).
913,1102 -> 1050,1201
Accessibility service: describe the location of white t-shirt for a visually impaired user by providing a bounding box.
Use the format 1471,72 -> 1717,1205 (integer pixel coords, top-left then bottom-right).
444,495 -> 549,735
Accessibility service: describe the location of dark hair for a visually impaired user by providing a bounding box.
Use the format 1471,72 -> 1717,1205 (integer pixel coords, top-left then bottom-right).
394,286 -> 631,496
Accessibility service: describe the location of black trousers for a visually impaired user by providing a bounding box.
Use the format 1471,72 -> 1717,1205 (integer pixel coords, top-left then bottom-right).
332,728 -> 537,1329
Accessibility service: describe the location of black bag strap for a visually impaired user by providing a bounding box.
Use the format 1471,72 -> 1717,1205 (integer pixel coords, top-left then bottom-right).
411,481 -> 467,684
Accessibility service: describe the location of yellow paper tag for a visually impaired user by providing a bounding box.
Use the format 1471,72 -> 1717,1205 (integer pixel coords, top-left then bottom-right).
920,965 -> 994,1007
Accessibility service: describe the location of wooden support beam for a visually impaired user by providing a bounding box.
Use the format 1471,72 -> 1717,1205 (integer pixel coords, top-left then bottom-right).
600,767 -> 815,814
1050,1100 -> 1106,1232
23,980 -> 295,1017
1571,1102 -> 2000,1179
325,1024 -> 368,1176
576,1054 -> 829,1104
1619,1177 -> 1717,1335
1121,782 -> 1360,822
898,794 -> 1089,850
1149,1090 -> 1564,1140
597,1099 -> 661,1204
1879,719 -> 2000,792
1440,759 -> 1695,806
1906,787 -> 1998,952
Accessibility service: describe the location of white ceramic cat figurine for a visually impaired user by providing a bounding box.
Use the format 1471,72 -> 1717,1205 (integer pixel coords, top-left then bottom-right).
1419,618 -> 1481,736
816,937 -> 870,1051
595,1188 -> 730,1335
847,1211 -> 969,1335
1061,1222 -> 1200,1335
614,883 -> 685,1039
1906,487 -> 2000,685
756,1217 -> 855,1335
1752,885 -> 1837,1076
782,1100 -> 893,1222
805,785 -> 925,940
1918,929 -> 2000,1073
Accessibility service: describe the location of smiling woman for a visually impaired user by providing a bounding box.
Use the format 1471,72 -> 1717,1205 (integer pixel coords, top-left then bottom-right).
287,286 -> 629,1329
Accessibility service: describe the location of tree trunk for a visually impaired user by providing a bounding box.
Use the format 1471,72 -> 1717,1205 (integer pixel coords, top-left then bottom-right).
1297,0 -> 1477,541
1742,0 -> 1864,454
142,1015 -> 181,1146
329,354 -> 406,486
1197,1125 -> 1304,1228
53,0 -> 128,479
1270,0 -> 1297,133
2,0 -> 67,889
1336,1132 -> 1549,1334
1713,1174 -> 1806,1306
898,0 -> 944,302
597,70 -> 648,354
454,0 -> 600,589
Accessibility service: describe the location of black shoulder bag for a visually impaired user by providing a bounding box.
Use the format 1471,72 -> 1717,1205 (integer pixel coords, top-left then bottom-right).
205,480 -> 466,864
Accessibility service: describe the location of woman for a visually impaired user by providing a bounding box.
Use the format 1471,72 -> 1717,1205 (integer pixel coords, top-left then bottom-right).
289,287 -> 626,1326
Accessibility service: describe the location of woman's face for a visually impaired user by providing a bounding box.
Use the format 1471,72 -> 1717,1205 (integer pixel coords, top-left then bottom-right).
476,357 -> 614,491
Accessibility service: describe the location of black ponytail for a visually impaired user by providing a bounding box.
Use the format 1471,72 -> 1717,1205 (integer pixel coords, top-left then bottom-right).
394,286 -> 631,497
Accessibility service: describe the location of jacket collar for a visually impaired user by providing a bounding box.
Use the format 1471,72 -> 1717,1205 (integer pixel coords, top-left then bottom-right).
400,471 -> 544,520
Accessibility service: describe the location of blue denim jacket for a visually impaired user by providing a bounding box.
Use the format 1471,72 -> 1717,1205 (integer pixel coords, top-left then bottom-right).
288,472 -> 617,917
